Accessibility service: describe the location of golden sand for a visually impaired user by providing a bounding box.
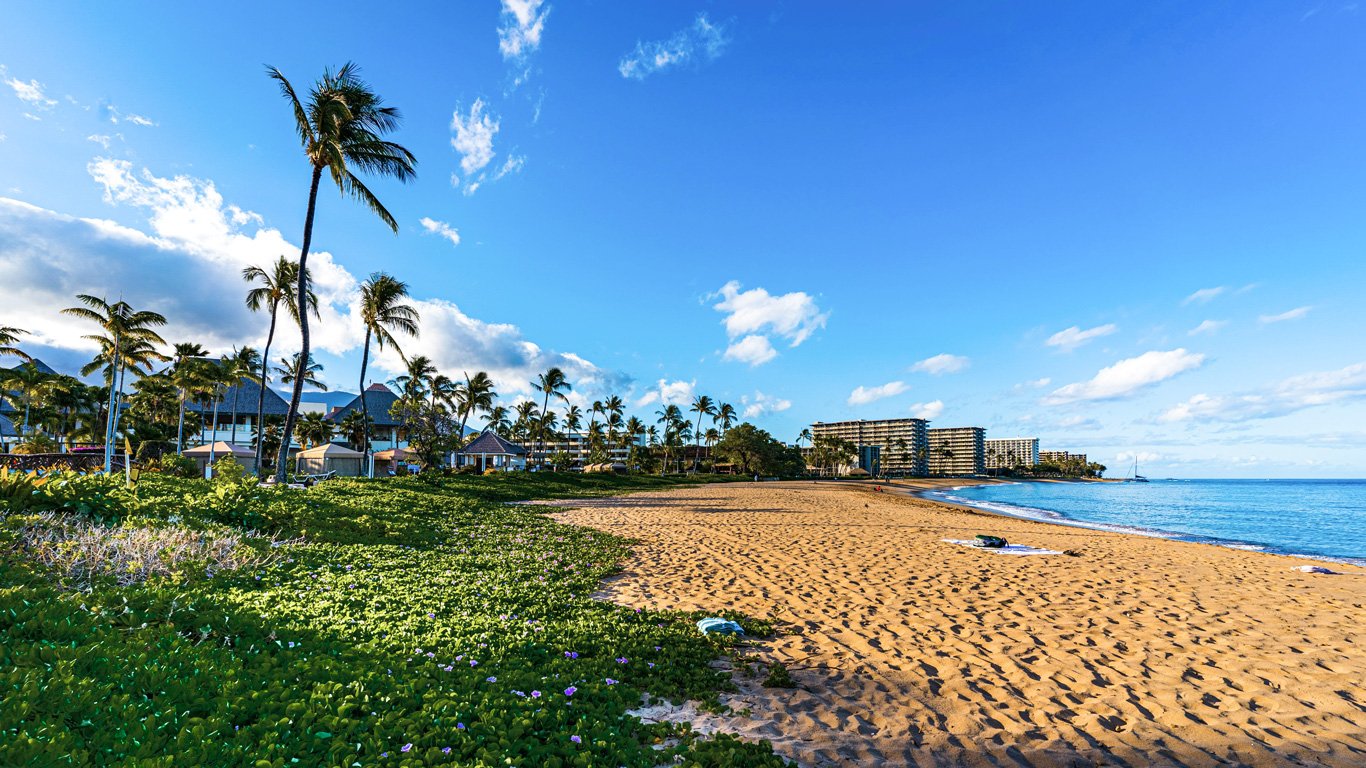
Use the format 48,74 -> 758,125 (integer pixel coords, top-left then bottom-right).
548,481 -> 1366,767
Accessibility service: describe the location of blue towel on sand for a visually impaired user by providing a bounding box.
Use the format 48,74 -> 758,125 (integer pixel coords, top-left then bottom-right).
696,617 -> 745,636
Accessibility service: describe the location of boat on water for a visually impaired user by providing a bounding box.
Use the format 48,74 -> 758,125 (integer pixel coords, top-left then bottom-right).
1127,457 -> 1149,483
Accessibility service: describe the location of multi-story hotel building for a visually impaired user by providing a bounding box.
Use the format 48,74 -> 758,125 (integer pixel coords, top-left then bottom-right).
985,437 -> 1039,470
810,418 -> 929,476
928,427 -> 986,476
1039,450 -> 1088,465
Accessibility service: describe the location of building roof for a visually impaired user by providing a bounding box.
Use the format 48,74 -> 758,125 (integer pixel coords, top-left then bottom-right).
327,383 -> 404,427
460,430 -> 526,456
0,413 -> 16,438
296,442 -> 366,458
183,441 -> 256,457
184,378 -> 292,416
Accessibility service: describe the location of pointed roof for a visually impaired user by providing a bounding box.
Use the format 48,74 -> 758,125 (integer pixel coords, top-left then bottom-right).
185,378 -> 291,416
183,441 -> 256,457
296,442 -> 366,458
460,430 -> 526,456
328,383 -> 404,427
0,413 -> 16,438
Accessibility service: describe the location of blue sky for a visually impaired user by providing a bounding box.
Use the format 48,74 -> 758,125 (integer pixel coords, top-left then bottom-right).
2,1 -> 1365,477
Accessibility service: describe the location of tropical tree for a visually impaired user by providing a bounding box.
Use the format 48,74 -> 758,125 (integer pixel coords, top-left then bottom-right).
485,404 -> 510,436
244,256 -> 316,471
603,395 -> 625,447
0,326 -> 31,362
587,400 -> 604,451
688,394 -> 715,471
357,272 -> 419,469
168,343 -> 209,453
276,354 -> 328,392
715,402 -> 737,434
0,363 -> 53,437
390,355 -> 436,401
654,404 -> 683,474
531,368 -> 570,467
797,427 -> 813,448
338,409 -> 368,449
221,346 -> 262,446
267,61 -> 417,481
454,371 -> 496,445
62,296 -> 168,471
296,411 -> 335,449
563,404 -> 582,451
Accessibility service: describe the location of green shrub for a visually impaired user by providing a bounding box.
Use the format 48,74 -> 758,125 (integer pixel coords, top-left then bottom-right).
210,456 -> 247,483
158,453 -> 199,478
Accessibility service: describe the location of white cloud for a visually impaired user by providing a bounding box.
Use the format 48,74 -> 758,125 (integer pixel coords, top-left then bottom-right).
125,113 -> 156,127
1188,319 -> 1227,336
911,353 -> 969,375
1116,451 -> 1163,465
86,134 -> 112,149
1160,362 -> 1366,424
619,13 -> 731,80
1183,287 -> 1225,305
449,99 -> 500,194
910,400 -> 943,420
722,334 -> 776,366
1259,306 -> 1311,324
712,280 -> 827,366
1018,377 -> 1052,389
4,76 -> 56,108
418,217 -> 461,247
1045,323 -> 1116,351
498,0 -> 549,60
1043,349 -> 1206,405
634,379 -> 695,409
848,381 -> 908,406
0,161 -> 627,400
741,391 -> 792,419
1055,415 -> 1102,431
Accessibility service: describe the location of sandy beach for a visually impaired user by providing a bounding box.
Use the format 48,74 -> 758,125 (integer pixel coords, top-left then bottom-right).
548,481 -> 1366,767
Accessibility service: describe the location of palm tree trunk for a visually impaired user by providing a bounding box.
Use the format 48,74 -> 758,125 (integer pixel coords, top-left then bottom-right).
254,304 -> 279,473
208,390 -> 221,473
229,380 -> 241,445
176,390 -> 186,453
103,349 -> 121,473
109,360 -> 128,472
538,391 -> 550,469
276,166 -> 322,482
359,327 -> 372,476
693,413 -> 703,472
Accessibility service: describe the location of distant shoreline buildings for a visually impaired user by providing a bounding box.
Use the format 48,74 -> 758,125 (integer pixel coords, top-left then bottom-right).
810,417 -> 1091,478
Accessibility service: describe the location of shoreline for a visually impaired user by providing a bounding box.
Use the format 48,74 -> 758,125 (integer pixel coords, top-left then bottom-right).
549,482 -> 1366,767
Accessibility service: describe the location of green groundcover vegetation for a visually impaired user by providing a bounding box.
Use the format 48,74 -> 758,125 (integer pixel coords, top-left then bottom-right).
0,472 -> 786,767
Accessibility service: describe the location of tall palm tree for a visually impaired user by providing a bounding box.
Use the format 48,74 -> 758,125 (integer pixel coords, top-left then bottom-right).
170,342 -> 208,453
454,371 -> 496,445
224,346 -> 262,445
512,400 -> 539,444
267,61 -> 417,482
338,409 -> 368,450
485,405 -> 511,436
0,363 -> 53,438
531,368 -> 570,467
0,326 -> 31,362
797,427 -> 813,448
391,355 -> 436,401
296,411 -> 335,449
715,402 -> 737,434
688,394 -> 715,471
244,256 -> 316,471
276,354 -> 328,391
587,399 -> 604,450
62,296 -> 167,471
655,404 -> 683,474
563,404 -> 582,454
201,356 -> 239,466
357,272 -> 419,470
604,395 -> 625,447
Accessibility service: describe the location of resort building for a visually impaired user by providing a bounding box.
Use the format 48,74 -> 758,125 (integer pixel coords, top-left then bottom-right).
1039,450 -> 1088,466
810,418 -> 929,476
524,434 -> 636,467
985,437 -> 1039,471
327,384 -> 408,453
457,430 -> 527,472
928,427 -> 986,476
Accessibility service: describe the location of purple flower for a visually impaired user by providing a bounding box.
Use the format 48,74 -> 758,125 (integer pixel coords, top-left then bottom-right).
486,676 -> 497,683
456,723 -> 466,730
427,613 -> 435,619
401,743 -> 412,753
564,686 -> 577,696
469,660 -> 479,667
605,678 -> 618,685
648,662 -> 655,669
531,690 -> 542,698
442,746 -> 452,754
380,753 -> 388,758
571,735 -> 582,744
564,651 -> 578,659
616,657 -> 628,664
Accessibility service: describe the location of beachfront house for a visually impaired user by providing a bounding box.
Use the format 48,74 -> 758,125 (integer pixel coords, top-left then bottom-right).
327,384 -> 407,454
457,431 -> 527,472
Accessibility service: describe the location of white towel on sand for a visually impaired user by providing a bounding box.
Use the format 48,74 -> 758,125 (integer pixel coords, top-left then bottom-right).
943,539 -> 1062,556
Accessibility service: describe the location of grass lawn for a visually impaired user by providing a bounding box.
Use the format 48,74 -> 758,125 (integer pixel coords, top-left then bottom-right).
0,472 -> 783,767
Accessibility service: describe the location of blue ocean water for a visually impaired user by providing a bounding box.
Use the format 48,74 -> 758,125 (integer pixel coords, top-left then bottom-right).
930,479 -> 1366,566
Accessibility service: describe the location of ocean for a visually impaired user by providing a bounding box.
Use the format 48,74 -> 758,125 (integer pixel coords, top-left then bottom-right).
929,479 -> 1366,567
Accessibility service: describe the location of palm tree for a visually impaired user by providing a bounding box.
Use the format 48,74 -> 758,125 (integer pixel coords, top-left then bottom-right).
512,401 -> 540,444
655,404 -> 683,474
624,416 -> 646,468
587,399 -> 604,450
267,61 -> 417,482
296,411 -> 335,449
62,296 -> 168,471
485,405 -> 511,436
357,272 -> 419,471
531,368 -> 570,467
201,356 -> 239,466
688,395 -> 715,471
1,363 -> 53,438
223,346 -> 262,445
338,409 -> 368,450
454,371 -> 496,445
604,395 -> 625,447
716,402 -> 737,434
0,326 -> 31,362
276,354 -> 328,391
391,355 -> 436,401
563,404 -> 582,453
169,343 -> 208,453
244,256 -> 316,472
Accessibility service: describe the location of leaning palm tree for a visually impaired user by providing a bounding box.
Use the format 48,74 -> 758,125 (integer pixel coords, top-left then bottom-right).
223,346 -> 262,445
454,371 -> 496,445
715,402 -> 737,434
531,368 -> 570,468
688,394 -> 715,472
170,342 -> 208,453
267,61 -> 417,481
563,404 -> 582,453
357,272 -> 419,470
485,404 -> 511,436
797,427 -> 813,448
244,256 -> 316,471
390,355 -> 436,401
62,296 -> 167,471
0,326 -> 32,362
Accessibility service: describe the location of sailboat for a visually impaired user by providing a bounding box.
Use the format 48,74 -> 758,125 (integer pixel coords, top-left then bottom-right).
1127,456 -> 1149,483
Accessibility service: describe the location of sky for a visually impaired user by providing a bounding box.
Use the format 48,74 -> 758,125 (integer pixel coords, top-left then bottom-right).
2,1 -> 1365,478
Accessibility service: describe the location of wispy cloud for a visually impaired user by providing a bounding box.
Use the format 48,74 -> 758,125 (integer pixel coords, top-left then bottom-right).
1017,377 -> 1052,389
86,134 -> 113,150
742,391 -> 792,419
1259,306 -> 1311,324
910,400 -> 943,420
848,381 -> 907,406
1188,319 -> 1227,336
4,75 -> 57,108
619,13 -> 731,80
498,0 -> 549,60
911,353 -> 969,375
712,280 -> 827,366
449,99 -> 501,195
1045,323 -> 1116,351
635,379 -> 695,408
1160,362 -> 1366,424
1043,349 -> 1205,405
418,217 -> 461,247
1183,286 -> 1225,305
